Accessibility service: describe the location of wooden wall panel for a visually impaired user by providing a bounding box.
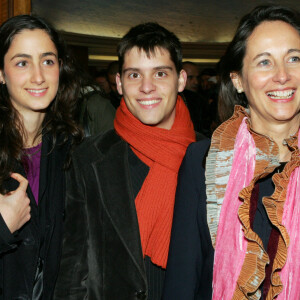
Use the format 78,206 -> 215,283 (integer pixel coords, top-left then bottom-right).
0,0 -> 31,25
13,0 -> 31,16
0,0 -> 9,24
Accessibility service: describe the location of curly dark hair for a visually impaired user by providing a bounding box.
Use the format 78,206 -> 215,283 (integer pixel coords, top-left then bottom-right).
218,5 -> 300,122
0,15 -> 84,192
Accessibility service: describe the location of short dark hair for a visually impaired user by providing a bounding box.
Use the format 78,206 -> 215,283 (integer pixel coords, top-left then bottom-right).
117,22 -> 182,74
95,69 -> 108,79
107,61 -> 119,75
200,68 -> 216,77
182,61 -> 197,68
218,5 -> 300,122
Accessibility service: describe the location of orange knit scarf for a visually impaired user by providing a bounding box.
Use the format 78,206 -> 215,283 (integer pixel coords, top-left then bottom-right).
114,95 -> 195,268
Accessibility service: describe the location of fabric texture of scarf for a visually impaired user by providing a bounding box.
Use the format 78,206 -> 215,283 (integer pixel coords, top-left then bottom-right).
114,95 -> 195,268
206,106 -> 300,299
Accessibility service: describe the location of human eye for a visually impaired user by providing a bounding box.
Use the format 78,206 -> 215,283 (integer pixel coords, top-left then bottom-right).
128,72 -> 140,79
16,60 -> 28,67
43,59 -> 55,65
156,71 -> 167,78
288,56 -> 300,63
258,59 -> 271,67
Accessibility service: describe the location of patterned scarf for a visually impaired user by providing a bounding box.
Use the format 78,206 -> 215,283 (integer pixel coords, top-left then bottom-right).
206,106 -> 300,299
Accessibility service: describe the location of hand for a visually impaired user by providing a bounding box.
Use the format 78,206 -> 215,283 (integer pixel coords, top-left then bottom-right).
0,173 -> 31,233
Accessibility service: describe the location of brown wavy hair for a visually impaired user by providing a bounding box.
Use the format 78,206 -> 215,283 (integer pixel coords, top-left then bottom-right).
0,15 -> 84,192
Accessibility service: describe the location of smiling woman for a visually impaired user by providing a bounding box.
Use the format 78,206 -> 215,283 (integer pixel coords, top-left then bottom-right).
230,20 -> 300,157
2,29 -> 60,118
163,5 -> 300,300
0,15 -> 83,299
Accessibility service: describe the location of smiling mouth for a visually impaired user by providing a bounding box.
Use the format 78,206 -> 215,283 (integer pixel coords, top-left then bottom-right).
267,89 -> 295,99
138,99 -> 160,105
27,88 -> 47,93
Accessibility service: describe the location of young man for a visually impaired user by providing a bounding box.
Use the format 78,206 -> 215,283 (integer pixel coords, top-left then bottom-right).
54,23 -> 196,300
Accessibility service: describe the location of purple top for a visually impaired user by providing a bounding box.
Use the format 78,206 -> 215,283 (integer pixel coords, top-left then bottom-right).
22,143 -> 42,204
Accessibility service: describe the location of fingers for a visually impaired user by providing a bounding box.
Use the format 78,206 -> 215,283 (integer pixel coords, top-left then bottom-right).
10,173 -> 28,192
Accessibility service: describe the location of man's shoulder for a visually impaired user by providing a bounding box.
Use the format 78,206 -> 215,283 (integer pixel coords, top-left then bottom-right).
72,129 -> 125,162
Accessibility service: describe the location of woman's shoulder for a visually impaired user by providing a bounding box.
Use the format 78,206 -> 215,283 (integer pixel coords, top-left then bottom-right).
178,138 -> 211,185
185,138 -> 211,162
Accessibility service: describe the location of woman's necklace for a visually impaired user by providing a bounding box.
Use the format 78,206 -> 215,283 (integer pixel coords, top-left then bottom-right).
23,142 -> 42,158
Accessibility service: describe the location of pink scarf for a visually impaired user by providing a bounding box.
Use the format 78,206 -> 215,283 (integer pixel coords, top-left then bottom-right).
279,156 -> 300,299
208,113 -> 300,299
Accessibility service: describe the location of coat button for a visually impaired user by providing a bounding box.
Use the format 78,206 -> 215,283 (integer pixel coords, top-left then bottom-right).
135,290 -> 146,299
23,237 -> 35,246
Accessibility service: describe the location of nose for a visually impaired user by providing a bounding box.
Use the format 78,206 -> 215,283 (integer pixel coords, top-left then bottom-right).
139,76 -> 155,93
31,65 -> 45,85
273,64 -> 291,84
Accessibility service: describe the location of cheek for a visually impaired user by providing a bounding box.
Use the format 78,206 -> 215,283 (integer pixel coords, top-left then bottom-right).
160,80 -> 177,93
50,67 -> 60,84
122,82 -> 137,96
4,68 -> 26,87
290,69 -> 300,81
247,72 -> 270,93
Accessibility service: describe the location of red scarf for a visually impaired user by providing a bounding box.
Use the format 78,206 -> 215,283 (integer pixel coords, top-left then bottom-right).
114,95 -> 195,268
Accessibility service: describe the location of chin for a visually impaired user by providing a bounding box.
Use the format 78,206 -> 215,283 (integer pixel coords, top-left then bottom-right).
273,113 -> 300,122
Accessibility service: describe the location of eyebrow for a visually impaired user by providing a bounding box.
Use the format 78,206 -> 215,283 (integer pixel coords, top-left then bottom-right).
253,52 -> 270,61
253,49 -> 300,61
10,52 -> 57,61
287,48 -> 300,54
123,65 -> 173,74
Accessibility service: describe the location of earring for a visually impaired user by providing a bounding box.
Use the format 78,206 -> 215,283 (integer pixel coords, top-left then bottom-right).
237,88 -> 243,93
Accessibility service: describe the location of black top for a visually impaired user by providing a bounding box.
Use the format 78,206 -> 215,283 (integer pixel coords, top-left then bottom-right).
252,163 -> 286,299
128,147 -> 165,300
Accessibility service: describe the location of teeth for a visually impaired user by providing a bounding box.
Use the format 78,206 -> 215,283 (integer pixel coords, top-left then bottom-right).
27,89 -> 46,93
139,99 -> 160,105
267,90 -> 294,99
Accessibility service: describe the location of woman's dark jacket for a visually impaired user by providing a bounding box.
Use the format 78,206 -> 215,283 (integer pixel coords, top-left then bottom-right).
0,134 -> 69,299
162,139 -> 214,300
162,139 -> 285,300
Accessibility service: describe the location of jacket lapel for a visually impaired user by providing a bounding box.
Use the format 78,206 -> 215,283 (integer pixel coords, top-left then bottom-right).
92,138 -> 146,282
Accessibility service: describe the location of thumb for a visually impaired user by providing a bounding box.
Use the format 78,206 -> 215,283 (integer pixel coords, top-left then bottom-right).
10,173 -> 28,192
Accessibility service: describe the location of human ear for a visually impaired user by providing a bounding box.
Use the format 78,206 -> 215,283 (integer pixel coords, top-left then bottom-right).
177,69 -> 187,93
0,70 -> 5,84
116,73 -> 123,95
230,72 -> 244,93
